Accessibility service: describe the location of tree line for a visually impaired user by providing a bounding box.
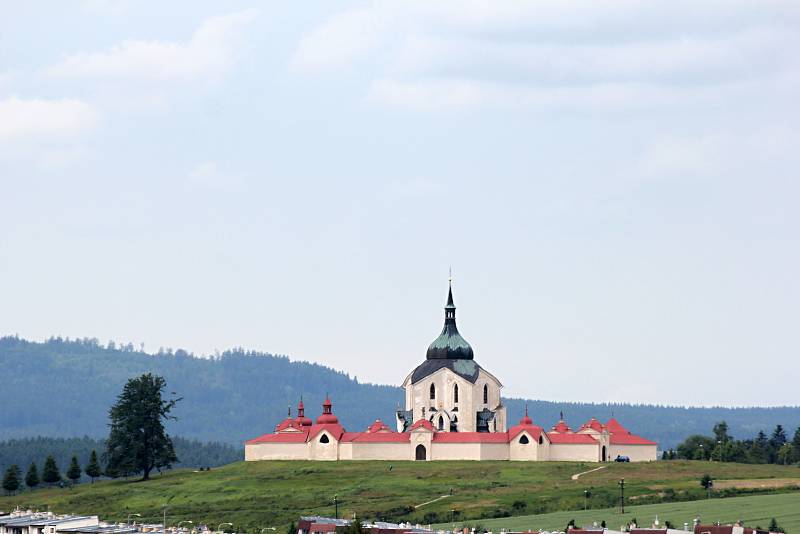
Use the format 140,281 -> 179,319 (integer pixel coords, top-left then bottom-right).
2,373 -> 242,492
664,421 -> 800,464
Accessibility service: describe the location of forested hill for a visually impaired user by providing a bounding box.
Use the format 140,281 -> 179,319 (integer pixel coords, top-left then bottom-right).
1,335 -> 799,448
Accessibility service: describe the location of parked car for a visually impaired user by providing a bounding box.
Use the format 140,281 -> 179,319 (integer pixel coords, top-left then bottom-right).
615,455 -> 630,462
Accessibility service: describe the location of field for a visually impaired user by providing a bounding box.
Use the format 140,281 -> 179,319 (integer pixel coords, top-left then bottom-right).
0,461 -> 798,532
434,492 -> 800,533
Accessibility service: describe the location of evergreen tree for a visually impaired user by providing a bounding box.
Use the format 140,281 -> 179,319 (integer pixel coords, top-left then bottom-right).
42,454 -> 61,485
286,522 -> 296,534
25,462 -> 39,489
792,426 -> 800,464
713,421 -> 731,443
2,464 -> 21,494
769,425 -> 788,463
768,518 -> 784,533
105,373 -> 180,481
749,431 -> 769,463
66,455 -> 81,485
85,450 -> 102,483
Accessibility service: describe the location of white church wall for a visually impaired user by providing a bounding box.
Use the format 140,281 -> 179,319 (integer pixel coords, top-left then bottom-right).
509,434 -> 541,461
308,433 -> 339,461
348,442 -> 411,460
609,444 -> 657,462
245,443 -> 309,461
549,443 -> 600,462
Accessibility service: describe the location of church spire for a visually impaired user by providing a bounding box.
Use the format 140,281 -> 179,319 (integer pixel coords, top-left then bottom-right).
425,275 -> 474,360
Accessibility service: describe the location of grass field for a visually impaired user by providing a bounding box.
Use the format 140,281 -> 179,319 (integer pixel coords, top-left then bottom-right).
434,492 -> 800,533
0,461 -> 797,532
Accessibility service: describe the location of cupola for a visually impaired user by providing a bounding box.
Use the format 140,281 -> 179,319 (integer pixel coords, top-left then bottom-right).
316,397 -> 339,424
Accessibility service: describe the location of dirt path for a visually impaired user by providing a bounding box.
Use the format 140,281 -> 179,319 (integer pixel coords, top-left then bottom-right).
571,465 -> 607,480
415,494 -> 451,509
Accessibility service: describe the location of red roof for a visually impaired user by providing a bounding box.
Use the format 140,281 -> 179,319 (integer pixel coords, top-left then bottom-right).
508,424 -> 544,441
546,432 -> 598,444
551,420 -> 572,433
246,431 -> 310,444
275,417 -> 302,432
433,432 -> 510,443
605,417 -> 628,433
409,419 -> 435,432
610,433 -> 657,445
307,423 -> 345,441
367,419 -> 395,433
341,432 -> 410,443
580,418 -> 605,433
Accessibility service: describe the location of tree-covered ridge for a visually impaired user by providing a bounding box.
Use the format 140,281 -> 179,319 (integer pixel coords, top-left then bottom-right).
0,436 -> 242,482
1,335 -> 799,448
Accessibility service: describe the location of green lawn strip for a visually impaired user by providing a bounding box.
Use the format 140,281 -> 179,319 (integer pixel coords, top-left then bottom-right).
435,493 -> 800,533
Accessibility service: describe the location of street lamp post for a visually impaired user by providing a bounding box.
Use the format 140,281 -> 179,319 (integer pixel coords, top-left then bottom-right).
618,479 -> 625,514
128,514 -> 142,526
334,494 -> 339,520
218,523 -> 233,533
584,490 -> 589,511
162,506 -> 169,531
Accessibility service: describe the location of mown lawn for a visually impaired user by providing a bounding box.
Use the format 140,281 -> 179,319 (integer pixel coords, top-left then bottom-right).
0,461 -> 797,532
435,492 -> 800,533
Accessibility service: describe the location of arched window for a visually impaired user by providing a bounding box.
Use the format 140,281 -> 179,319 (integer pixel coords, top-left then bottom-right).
483,384 -> 488,404
453,384 -> 459,403
320,434 -> 330,444
539,435 -> 544,445
438,416 -> 444,431
519,435 -> 530,444
430,383 -> 436,400
415,444 -> 426,461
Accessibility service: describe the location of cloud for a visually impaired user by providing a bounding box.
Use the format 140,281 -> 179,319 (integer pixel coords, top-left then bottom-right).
46,9 -> 258,83
292,1 -> 800,111
0,97 -> 99,139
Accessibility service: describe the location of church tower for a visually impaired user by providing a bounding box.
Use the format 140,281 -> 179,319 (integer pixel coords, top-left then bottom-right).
397,280 -> 506,433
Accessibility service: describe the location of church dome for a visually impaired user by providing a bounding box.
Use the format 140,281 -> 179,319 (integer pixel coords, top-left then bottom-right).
316,397 -> 339,424
426,283 -> 474,360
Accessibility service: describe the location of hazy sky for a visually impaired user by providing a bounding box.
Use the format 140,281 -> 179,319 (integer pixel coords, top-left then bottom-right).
2,1 -> 799,407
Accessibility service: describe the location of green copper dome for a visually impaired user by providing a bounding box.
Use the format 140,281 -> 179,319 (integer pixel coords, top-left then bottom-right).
425,284 -> 474,360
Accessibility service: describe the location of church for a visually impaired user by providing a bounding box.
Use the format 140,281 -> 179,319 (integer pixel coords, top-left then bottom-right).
245,283 -> 657,462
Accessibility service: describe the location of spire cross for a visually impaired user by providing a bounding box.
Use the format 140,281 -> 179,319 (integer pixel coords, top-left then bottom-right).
448,266 -> 452,284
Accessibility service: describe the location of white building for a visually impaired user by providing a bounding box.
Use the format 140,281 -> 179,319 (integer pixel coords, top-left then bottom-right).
245,283 -> 657,462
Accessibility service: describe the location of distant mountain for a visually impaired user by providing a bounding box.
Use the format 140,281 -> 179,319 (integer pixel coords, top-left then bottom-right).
1,335 -> 798,448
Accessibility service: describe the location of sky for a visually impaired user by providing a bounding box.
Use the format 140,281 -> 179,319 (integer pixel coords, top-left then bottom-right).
1,1 -> 799,407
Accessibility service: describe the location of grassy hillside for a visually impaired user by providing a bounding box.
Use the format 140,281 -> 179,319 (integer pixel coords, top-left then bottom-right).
0,461 -> 798,531
3,336 -> 800,447
435,492 -> 800,533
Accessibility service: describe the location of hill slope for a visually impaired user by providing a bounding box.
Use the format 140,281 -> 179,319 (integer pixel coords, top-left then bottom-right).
2,336 -> 799,447
0,461 -> 798,530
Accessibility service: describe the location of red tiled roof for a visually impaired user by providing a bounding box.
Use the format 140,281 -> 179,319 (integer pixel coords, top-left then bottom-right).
367,419 -> 395,433
610,433 -> 657,445
546,432 -> 598,444
275,417 -> 301,432
605,417 -> 627,433
580,418 -> 605,433
341,432 -> 411,443
551,420 -> 572,433
508,424 -> 544,441
410,419 -> 435,432
433,432 -> 510,443
246,431 -> 310,444
307,423 -> 345,441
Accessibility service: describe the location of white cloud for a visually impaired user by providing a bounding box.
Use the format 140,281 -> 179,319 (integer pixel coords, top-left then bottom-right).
293,1 -> 800,111
46,9 -> 258,83
0,97 -> 99,139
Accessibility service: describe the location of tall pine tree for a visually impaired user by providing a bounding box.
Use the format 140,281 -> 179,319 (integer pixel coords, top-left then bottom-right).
66,455 -> 81,485
791,427 -> 800,464
2,465 -> 21,495
42,454 -> 61,485
25,462 -> 39,489
85,450 -> 102,483
105,373 -> 180,480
